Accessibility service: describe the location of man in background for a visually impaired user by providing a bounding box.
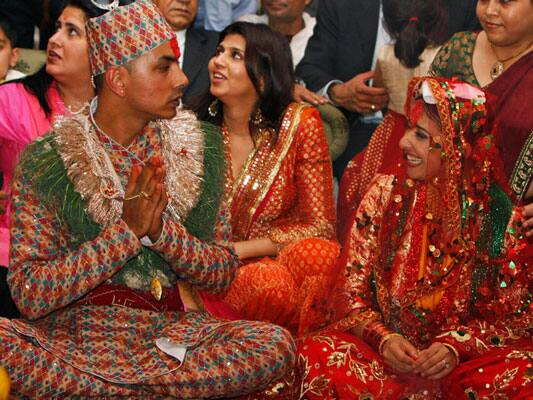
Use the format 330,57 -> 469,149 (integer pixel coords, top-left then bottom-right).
195,0 -> 258,31
239,0 -> 327,105
155,0 -> 219,105
296,0 -> 480,178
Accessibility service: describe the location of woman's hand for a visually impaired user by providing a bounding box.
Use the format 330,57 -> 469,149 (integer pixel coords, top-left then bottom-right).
0,191 -> 7,215
293,84 -> 329,106
380,335 -> 419,373
233,238 -> 278,260
412,342 -> 458,380
122,157 -> 167,241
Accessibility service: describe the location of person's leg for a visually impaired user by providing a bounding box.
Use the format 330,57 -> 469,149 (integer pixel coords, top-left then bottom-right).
443,344 -> 533,399
298,332 -> 438,399
0,318 -> 140,398
152,319 -> 297,398
0,316 -> 296,399
223,259 -> 299,328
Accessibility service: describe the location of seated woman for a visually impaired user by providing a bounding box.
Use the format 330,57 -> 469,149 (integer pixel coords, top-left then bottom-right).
337,0 -> 449,240
0,0 -> 96,317
298,77 -> 532,399
191,22 -> 338,334
430,0 -> 533,233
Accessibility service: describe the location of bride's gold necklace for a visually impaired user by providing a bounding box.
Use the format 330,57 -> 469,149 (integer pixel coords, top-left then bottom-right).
490,40 -> 533,80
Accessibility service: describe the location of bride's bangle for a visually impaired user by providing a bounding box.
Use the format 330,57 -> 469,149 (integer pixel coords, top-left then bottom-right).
362,320 -> 395,352
442,343 -> 460,366
378,333 -> 403,356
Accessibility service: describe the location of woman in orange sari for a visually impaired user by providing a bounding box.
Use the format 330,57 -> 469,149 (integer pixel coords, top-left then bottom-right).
298,77 -> 532,399
191,22 -> 338,334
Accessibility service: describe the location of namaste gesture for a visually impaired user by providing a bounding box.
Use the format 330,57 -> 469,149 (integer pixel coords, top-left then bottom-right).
122,156 -> 168,241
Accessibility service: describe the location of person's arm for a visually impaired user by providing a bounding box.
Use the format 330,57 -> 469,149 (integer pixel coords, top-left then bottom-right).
0,83 -> 45,145
233,238 -> 277,260
339,174 -> 418,372
7,165 -> 143,320
146,218 -> 239,294
295,0 -> 341,91
268,107 -> 336,248
327,70 -> 389,114
340,175 -> 391,324
293,84 -> 329,105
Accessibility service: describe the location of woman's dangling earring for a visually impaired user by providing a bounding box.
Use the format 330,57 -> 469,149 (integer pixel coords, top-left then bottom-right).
90,0 -> 119,11
208,98 -> 219,117
251,107 -> 264,126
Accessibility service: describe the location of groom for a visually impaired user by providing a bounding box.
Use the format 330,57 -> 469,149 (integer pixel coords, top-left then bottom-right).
0,0 -> 296,398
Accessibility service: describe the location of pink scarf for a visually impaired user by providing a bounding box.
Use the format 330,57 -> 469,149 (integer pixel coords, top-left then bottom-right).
0,81 -> 66,266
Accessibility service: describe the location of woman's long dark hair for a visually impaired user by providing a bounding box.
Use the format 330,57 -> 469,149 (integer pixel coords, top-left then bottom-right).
382,0 -> 448,68
10,0 -> 134,116
192,22 -> 295,140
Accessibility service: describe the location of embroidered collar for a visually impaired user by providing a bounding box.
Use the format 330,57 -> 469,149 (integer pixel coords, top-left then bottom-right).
51,107 -> 205,227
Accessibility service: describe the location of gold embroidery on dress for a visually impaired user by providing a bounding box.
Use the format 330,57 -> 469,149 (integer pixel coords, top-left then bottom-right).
298,353 -> 331,399
52,109 -> 204,227
226,103 -> 306,241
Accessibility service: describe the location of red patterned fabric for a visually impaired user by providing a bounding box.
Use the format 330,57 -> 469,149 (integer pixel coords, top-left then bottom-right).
86,0 -> 176,76
199,104 -> 339,334
226,104 -> 336,244
224,238 -> 341,334
0,114 -> 297,398
299,332 -> 533,399
298,78 -> 532,399
485,52 -> 533,201
337,110 -> 407,243
78,283 -> 184,312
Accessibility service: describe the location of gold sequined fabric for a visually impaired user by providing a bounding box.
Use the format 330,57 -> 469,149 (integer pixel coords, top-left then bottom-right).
225,103 -> 336,245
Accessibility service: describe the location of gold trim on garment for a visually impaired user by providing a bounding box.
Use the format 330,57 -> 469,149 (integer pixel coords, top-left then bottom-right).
52,109 -> 205,226
226,103 -> 307,240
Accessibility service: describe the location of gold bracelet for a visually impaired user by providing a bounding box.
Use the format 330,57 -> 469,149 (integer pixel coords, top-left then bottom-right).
442,343 -> 460,366
378,333 -> 403,356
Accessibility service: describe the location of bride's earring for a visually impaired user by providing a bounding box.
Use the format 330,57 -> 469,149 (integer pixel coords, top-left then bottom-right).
208,99 -> 219,117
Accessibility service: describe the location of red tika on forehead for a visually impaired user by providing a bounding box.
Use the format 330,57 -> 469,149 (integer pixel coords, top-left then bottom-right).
410,100 -> 424,127
170,37 -> 181,60
86,0 -> 177,76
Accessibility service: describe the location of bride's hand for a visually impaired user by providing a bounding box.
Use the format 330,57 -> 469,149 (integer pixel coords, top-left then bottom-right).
412,342 -> 458,380
380,335 -> 418,373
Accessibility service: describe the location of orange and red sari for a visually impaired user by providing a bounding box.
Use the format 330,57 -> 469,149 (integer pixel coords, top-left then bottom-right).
201,103 -> 339,334
299,78 -> 533,399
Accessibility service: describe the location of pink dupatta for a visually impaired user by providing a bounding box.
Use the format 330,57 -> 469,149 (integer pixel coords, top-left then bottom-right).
0,81 -> 66,266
